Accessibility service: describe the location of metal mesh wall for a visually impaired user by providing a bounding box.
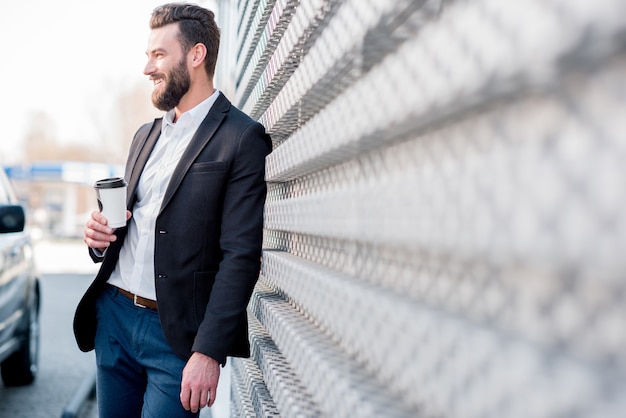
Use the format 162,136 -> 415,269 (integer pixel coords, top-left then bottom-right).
229,0 -> 626,416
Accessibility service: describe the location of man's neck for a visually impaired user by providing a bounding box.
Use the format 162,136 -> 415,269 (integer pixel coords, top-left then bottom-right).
174,81 -> 216,122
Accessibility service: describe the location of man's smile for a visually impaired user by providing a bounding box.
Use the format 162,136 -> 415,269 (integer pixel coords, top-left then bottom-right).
151,76 -> 164,86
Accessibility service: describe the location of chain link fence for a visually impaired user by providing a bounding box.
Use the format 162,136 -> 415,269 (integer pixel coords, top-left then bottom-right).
229,0 -> 626,416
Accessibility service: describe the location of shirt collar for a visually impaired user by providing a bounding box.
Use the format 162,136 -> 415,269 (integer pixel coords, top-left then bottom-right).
161,89 -> 221,134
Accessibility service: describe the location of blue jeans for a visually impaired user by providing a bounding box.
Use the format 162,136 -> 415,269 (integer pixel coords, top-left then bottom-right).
94,285 -> 199,418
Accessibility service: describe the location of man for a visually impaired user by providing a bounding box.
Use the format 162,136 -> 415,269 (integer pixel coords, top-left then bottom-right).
73,3 -> 271,417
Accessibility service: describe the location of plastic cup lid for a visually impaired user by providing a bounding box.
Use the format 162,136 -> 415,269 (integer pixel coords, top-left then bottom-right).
94,177 -> 127,189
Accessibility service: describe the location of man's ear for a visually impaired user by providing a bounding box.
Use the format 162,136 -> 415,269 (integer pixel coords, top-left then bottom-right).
190,43 -> 207,68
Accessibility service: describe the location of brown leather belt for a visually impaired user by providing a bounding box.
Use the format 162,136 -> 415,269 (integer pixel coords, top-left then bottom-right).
113,286 -> 158,310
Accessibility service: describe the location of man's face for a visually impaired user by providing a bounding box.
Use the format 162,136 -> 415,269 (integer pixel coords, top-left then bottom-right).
144,23 -> 190,111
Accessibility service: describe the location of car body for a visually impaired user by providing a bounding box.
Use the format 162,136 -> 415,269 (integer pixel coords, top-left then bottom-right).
0,168 -> 41,386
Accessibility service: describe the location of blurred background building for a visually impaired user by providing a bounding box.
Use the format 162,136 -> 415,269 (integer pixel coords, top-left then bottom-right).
4,162 -> 123,238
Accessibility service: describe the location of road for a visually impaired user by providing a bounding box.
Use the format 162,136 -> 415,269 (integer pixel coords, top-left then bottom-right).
0,238 -> 221,418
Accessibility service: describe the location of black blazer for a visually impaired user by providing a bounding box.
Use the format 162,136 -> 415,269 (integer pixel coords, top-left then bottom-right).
73,93 -> 272,364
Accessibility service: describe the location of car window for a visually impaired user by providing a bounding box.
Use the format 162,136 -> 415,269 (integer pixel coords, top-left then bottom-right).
0,170 -> 17,204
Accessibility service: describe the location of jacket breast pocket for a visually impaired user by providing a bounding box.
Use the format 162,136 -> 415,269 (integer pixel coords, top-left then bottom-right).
184,161 -> 228,215
188,161 -> 228,174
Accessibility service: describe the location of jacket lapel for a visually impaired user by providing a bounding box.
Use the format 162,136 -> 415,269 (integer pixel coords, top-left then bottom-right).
126,118 -> 163,207
159,93 -> 231,214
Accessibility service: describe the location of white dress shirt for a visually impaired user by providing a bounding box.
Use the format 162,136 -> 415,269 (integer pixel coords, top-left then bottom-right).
107,90 -> 220,300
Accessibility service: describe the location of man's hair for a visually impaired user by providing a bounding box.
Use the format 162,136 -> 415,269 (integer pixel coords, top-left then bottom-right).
150,3 -> 220,78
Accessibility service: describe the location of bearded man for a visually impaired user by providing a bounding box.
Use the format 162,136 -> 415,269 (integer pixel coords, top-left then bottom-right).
73,3 -> 271,417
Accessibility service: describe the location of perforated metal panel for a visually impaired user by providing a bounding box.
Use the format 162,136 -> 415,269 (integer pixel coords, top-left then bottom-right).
228,0 -> 626,416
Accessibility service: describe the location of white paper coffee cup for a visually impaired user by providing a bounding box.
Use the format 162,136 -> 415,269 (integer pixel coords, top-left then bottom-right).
94,177 -> 128,228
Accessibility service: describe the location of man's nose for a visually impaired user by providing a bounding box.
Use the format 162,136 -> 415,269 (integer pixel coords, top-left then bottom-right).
144,60 -> 156,76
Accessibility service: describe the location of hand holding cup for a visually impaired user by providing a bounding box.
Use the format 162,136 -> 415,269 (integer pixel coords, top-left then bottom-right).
94,177 -> 128,228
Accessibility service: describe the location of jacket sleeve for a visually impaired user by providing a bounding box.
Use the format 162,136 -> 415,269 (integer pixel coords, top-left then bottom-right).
191,121 -> 271,364
88,247 -> 105,263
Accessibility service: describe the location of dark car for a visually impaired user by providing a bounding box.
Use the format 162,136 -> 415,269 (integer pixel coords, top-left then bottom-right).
0,169 -> 41,386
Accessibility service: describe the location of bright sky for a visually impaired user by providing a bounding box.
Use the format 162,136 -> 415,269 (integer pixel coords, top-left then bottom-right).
0,0 -> 217,163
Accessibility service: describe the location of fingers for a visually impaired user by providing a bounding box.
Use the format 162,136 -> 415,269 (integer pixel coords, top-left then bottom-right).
200,390 -> 210,409
189,386 -> 202,414
83,210 -> 117,249
180,353 -> 220,412
179,385 -> 211,413
204,391 -> 217,408
180,386 -> 190,411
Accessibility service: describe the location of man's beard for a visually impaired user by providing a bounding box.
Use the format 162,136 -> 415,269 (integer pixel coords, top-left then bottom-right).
152,57 -> 190,111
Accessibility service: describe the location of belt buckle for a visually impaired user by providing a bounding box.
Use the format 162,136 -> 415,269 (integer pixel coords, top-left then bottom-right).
133,294 -> 147,309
